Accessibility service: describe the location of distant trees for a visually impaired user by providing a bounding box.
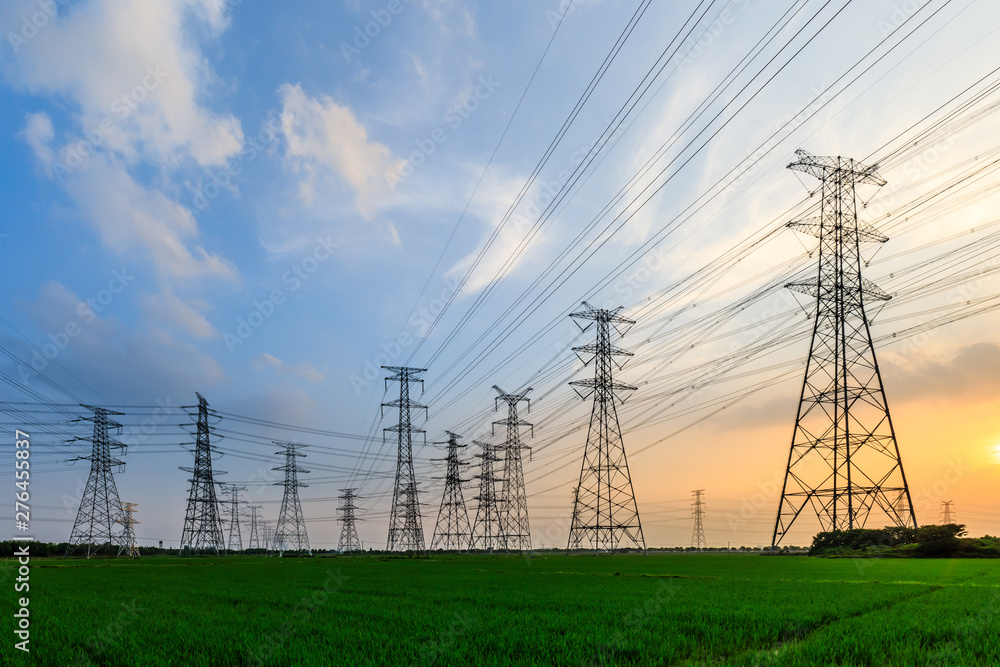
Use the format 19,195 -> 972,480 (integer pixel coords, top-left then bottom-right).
809,524 -> 1000,558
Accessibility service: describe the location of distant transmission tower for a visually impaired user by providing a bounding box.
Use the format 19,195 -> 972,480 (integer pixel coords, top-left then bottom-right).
223,485 -> 247,551
383,366 -> 428,552
247,505 -> 264,550
493,386 -> 533,551
691,490 -> 707,550
179,393 -> 227,554
773,150 -> 918,546
337,488 -> 362,552
117,502 -> 140,558
430,432 -> 472,550
272,442 -> 311,555
262,521 -> 274,554
940,501 -> 955,525
67,406 -> 127,557
566,302 -> 645,553
470,439 -> 504,552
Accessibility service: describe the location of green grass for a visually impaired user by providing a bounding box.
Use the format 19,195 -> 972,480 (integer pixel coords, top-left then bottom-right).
3,553 -> 999,666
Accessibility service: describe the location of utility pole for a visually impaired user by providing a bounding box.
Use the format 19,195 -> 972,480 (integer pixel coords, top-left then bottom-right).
470,439 -> 504,552
66,406 -> 127,558
566,302 -> 645,554
338,488 -> 362,552
179,393 -> 227,554
691,490 -> 707,550
493,386 -> 533,552
272,442 -> 311,556
773,150 -> 917,546
382,366 -> 428,552
940,501 -> 955,525
223,485 -> 247,551
118,502 -> 140,558
430,432 -> 472,550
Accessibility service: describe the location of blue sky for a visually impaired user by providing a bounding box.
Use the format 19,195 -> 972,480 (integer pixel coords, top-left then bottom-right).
3,0 -> 1000,549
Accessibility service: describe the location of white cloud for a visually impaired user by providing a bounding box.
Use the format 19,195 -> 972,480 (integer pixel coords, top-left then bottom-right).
278,83 -> 403,215
253,352 -> 324,382
142,289 -> 216,339
20,111 -> 54,170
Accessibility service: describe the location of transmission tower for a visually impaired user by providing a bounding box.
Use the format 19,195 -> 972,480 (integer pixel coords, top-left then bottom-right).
337,488 -> 362,552
262,521 -> 274,554
691,490 -> 707,550
382,366 -> 428,552
940,501 -> 955,525
179,393 -> 227,554
469,439 -> 504,552
773,150 -> 918,546
66,406 -> 127,557
272,442 -> 311,555
566,302 -> 646,553
117,502 -> 140,558
493,386 -> 533,551
430,432 -> 472,550
246,505 -> 264,550
223,485 -> 247,551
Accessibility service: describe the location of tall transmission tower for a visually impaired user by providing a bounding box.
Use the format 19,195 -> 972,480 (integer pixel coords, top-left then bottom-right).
773,150 -> 918,546
940,501 -> 955,525
262,521 -> 274,554
272,442 -> 311,555
493,386 -> 533,551
382,366 -> 428,552
566,302 -> 646,553
117,502 -> 140,558
179,393 -> 227,554
247,505 -> 264,550
223,485 -> 247,551
66,406 -> 127,558
470,439 -> 504,552
337,488 -> 363,552
691,490 -> 707,550
430,432 -> 472,550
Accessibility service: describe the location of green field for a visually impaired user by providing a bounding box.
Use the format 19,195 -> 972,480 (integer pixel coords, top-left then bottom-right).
4,553 -> 1000,666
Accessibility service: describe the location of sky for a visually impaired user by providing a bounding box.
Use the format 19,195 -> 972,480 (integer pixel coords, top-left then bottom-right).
1,0 -> 999,551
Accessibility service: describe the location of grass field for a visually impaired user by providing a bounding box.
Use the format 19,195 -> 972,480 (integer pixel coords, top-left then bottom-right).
4,552 -> 999,666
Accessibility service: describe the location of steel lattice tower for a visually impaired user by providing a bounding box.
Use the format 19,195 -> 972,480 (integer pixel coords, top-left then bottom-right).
273,442 -> 311,555
179,393 -> 227,554
772,150 -> 917,546
117,502 -> 140,558
382,366 -> 428,552
566,302 -> 646,553
430,432 -> 472,550
691,490 -> 707,550
338,488 -> 363,552
493,386 -> 533,551
940,501 -> 955,524
247,505 -> 264,550
470,439 -> 504,552
223,485 -> 247,551
67,406 -> 127,558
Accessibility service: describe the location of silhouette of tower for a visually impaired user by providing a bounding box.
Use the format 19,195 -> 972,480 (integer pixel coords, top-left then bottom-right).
382,366 -> 428,552
272,442 -> 311,555
493,386 -> 533,551
470,439 -> 504,552
223,485 -> 247,551
118,502 -> 140,558
691,490 -> 707,550
566,302 -> 645,553
431,432 -> 472,550
940,501 -> 955,525
338,488 -> 362,552
773,150 -> 917,546
180,393 -> 226,554
66,406 -> 127,558
247,505 -> 264,550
